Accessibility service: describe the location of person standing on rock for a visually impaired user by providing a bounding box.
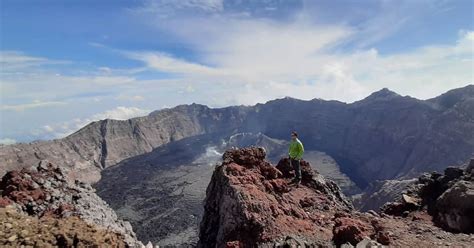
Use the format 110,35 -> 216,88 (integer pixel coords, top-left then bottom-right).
289,131 -> 304,184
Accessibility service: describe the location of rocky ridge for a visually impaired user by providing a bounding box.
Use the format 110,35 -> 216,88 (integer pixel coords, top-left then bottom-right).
381,159 -> 474,233
0,160 -> 144,247
198,147 -> 474,247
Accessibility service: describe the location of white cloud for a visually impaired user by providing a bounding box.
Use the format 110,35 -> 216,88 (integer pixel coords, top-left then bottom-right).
1,60 -> 138,103
133,0 -> 224,17
0,51 -> 68,71
1,100 -> 66,111
0,138 -> 17,145
91,106 -> 150,120
39,106 -> 151,139
123,10 -> 473,104
116,94 -> 146,101
125,51 -> 219,76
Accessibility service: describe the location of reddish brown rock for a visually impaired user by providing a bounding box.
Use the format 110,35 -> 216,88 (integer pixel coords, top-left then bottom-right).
0,197 -> 13,207
225,241 -> 242,248
333,216 -> 374,245
198,147 -> 352,247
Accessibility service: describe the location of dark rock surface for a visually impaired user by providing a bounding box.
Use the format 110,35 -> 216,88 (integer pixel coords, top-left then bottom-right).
382,159 -> 474,233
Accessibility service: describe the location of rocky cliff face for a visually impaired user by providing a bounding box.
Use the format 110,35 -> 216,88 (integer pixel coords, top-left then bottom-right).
198,147 -> 474,247
0,160 -> 143,247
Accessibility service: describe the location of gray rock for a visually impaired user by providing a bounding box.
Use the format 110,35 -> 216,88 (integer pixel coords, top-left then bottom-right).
355,238 -> 383,248
43,180 -> 52,189
444,167 -> 464,181
38,160 -> 50,171
31,182 -> 40,189
466,159 -> 474,173
436,180 -> 474,232
341,243 -> 355,248
367,210 -> 380,217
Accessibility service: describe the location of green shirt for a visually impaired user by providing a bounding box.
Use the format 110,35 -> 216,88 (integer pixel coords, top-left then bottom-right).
288,138 -> 304,160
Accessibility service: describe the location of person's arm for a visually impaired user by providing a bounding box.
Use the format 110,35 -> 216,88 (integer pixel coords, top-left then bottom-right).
296,142 -> 304,160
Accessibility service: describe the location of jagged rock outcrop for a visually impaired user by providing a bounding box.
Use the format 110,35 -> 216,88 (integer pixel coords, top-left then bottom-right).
382,159 -> 474,233
95,132 -> 356,246
198,147 -> 353,247
0,160 -> 144,247
198,148 -> 474,247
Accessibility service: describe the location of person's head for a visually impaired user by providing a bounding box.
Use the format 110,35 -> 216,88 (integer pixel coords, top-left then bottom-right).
291,131 -> 298,141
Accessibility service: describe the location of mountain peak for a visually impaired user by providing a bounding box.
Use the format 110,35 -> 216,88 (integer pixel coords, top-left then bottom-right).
366,88 -> 401,99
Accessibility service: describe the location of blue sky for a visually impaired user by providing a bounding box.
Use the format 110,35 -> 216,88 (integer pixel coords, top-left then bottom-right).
1,0 -> 473,144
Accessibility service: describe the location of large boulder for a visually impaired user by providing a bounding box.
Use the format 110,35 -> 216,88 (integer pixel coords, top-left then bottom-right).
436,180 -> 474,232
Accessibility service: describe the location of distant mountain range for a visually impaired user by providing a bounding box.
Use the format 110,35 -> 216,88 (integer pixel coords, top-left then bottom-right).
1,85 -> 473,245
2,85 -> 473,185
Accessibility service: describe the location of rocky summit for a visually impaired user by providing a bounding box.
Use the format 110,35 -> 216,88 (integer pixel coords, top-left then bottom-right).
198,147 -> 474,247
0,160 -> 144,247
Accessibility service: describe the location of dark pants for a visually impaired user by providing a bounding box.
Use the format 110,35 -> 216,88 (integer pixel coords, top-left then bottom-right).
290,158 -> 301,180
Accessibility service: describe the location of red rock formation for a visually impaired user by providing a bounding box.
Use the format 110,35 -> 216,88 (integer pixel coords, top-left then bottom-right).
198,147 -> 352,247
198,147 -> 474,247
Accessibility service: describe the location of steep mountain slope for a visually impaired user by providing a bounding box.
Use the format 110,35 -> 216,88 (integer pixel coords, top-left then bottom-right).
0,104 -> 249,183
